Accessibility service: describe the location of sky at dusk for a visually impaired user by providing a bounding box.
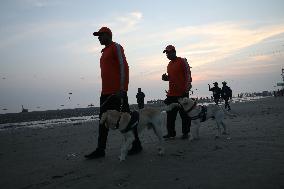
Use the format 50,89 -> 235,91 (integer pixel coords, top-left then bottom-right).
1,0 -> 284,113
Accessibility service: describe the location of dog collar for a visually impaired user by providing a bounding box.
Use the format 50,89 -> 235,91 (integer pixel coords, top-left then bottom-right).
191,105 -> 207,121
120,111 -> 139,133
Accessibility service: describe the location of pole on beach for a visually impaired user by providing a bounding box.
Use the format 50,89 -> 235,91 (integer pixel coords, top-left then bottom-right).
282,68 -> 284,90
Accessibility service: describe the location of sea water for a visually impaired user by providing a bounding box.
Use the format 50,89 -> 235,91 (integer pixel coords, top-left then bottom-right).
0,115 -> 99,131
0,96 -> 267,131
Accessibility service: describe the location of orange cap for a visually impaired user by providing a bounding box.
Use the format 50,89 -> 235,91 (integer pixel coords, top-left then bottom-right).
163,45 -> 176,53
93,27 -> 112,36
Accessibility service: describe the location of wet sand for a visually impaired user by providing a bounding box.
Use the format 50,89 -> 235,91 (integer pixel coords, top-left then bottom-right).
0,97 -> 284,189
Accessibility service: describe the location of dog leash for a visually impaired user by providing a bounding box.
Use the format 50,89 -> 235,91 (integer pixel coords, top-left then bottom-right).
100,92 -> 125,110
100,94 -> 116,108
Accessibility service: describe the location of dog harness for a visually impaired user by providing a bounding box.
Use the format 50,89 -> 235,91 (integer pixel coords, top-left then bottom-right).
183,101 -> 207,122
190,106 -> 207,122
120,111 -> 140,133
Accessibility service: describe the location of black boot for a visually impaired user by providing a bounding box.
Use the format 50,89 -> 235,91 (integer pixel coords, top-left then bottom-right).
128,127 -> 143,155
84,148 -> 105,159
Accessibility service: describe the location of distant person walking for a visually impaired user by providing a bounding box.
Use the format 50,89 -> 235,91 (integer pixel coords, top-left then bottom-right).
85,27 -> 142,159
162,45 -> 192,139
221,81 -> 232,110
136,88 -> 145,109
208,82 -> 221,105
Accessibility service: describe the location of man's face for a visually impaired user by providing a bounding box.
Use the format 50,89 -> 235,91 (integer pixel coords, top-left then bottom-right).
98,33 -> 110,45
166,50 -> 176,61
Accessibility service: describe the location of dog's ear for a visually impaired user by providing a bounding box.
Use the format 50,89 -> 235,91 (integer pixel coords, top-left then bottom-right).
100,112 -> 108,126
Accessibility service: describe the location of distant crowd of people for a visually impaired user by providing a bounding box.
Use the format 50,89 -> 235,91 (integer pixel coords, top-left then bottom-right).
274,89 -> 284,97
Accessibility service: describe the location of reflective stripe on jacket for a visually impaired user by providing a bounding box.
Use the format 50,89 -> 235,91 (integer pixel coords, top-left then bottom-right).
100,42 -> 129,94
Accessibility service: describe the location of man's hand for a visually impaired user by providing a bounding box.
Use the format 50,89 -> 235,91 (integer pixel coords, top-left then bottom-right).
162,73 -> 169,81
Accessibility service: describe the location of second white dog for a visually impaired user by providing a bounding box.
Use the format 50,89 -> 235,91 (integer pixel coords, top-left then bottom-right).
171,97 -> 235,140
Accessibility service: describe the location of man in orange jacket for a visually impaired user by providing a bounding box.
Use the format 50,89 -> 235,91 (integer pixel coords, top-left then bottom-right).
162,45 -> 192,139
85,27 -> 142,159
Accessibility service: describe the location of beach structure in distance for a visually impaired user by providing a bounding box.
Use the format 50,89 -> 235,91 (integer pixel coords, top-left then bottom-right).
21,105 -> 28,113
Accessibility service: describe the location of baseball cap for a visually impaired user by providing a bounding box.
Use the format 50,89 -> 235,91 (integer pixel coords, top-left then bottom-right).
93,27 -> 112,36
163,45 -> 176,53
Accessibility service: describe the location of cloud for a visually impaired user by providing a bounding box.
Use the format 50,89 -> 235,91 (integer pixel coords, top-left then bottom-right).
127,22 -> 284,83
2,14 -> 283,86
0,21 -> 84,49
23,0 -> 60,8
116,11 -> 143,32
0,11 -> 143,56
193,52 -> 283,83
171,23 -> 284,64
100,11 -> 143,35
29,0 -> 47,7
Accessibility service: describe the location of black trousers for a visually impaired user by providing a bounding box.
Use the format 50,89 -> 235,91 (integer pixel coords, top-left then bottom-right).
223,97 -> 231,109
213,96 -> 220,105
97,93 -> 130,150
164,94 -> 191,136
138,102 -> 144,109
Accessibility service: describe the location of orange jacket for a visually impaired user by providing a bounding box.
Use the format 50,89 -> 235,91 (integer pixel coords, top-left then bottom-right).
100,42 -> 129,95
167,57 -> 192,96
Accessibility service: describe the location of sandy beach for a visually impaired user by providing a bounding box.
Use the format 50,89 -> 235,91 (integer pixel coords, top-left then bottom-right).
1,97 -> 284,189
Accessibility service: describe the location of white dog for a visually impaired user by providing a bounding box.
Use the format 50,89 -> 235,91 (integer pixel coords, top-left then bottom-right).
100,108 -> 166,161
171,97 -> 235,140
